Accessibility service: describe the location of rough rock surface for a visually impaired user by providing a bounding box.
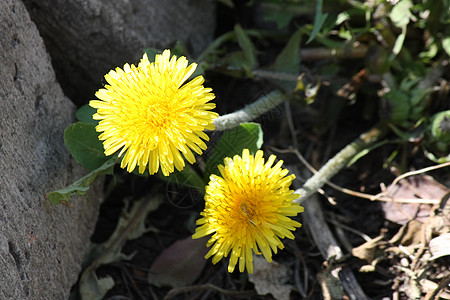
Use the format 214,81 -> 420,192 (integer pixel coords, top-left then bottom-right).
0,0 -> 102,298
22,0 -> 216,105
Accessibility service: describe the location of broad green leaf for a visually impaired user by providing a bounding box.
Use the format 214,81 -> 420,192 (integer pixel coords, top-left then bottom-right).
160,165 -> 206,193
306,0 -> 328,44
221,51 -> 254,77
234,24 -> 258,69
384,90 -> 410,124
171,40 -> 188,57
205,123 -> 263,179
272,29 -> 302,91
46,158 -> 116,204
273,29 -> 302,74
75,104 -> 98,125
263,10 -> 296,29
64,122 -> 109,170
143,47 -> 162,61
260,0 -> 314,29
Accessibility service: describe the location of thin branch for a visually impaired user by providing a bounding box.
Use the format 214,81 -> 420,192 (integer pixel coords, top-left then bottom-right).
371,161 -> 450,201
290,168 -> 370,300
293,123 -> 389,203
271,146 -> 443,205
299,44 -> 368,61
213,90 -> 288,131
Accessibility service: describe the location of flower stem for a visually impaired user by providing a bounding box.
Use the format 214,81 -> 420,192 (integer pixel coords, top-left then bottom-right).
294,122 -> 389,203
213,90 -> 288,131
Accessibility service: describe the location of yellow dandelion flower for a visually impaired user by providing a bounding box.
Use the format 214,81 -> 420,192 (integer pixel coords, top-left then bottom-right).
193,149 -> 303,273
89,50 -> 218,176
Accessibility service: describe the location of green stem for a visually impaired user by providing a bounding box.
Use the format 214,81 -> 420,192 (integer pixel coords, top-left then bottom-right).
294,122 -> 389,203
213,90 -> 288,131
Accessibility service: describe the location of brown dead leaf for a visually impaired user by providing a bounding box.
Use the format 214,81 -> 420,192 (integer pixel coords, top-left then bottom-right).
389,220 -> 423,246
385,220 -> 424,257
421,278 -> 450,299
248,256 -> 293,300
148,236 -> 209,288
381,175 -> 448,225
352,235 -> 384,264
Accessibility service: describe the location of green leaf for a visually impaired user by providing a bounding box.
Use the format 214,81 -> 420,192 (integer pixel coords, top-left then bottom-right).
46,158 -> 116,204
64,122 -> 109,170
263,10 -> 296,29
335,11 -> 350,26
204,123 -> 263,180
388,0 -> 413,60
217,0 -> 234,7
272,28 -> 302,91
143,47 -> 162,61
234,24 -> 258,69
75,104 -> 98,125
306,0 -> 328,44
273,29 -> 302,74
430,110 -> 450,142
259,0 -> 316,29
390,0 -> 413,28
171,40 -> 188,57
442,37 -> 450,56
390,25 -> 407,59
346,140 -> 390,167
221,51 -> 254,77
423,150 -> 450,163
160,165 -> 206,193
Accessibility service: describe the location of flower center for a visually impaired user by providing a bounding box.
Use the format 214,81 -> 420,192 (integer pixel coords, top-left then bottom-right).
146,102 -> 171,127
239,201 -> 257,226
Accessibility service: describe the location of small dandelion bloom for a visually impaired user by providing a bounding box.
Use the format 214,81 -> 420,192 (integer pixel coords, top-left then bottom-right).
89,50 -> 218,176
193,149 -> 303,273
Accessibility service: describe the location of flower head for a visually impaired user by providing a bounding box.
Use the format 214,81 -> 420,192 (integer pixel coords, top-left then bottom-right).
193,149 -> 303,273
90,50 -> 218,176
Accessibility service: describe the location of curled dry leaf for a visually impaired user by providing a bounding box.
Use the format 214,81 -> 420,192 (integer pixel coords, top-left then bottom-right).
352,235 -> 384,264
386,220 -> 423,256
381,175 -> 448,225
389,220 -> 423,246
352,236 -> 386,272
248,256 -> 293,300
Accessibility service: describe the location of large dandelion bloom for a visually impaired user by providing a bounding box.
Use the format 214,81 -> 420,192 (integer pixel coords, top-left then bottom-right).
193,149 -> 303,273
90,50 -> 218,176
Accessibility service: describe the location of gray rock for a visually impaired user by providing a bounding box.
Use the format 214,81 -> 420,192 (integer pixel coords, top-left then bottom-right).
22,0 -> 216,105
0,0 -> 102,298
